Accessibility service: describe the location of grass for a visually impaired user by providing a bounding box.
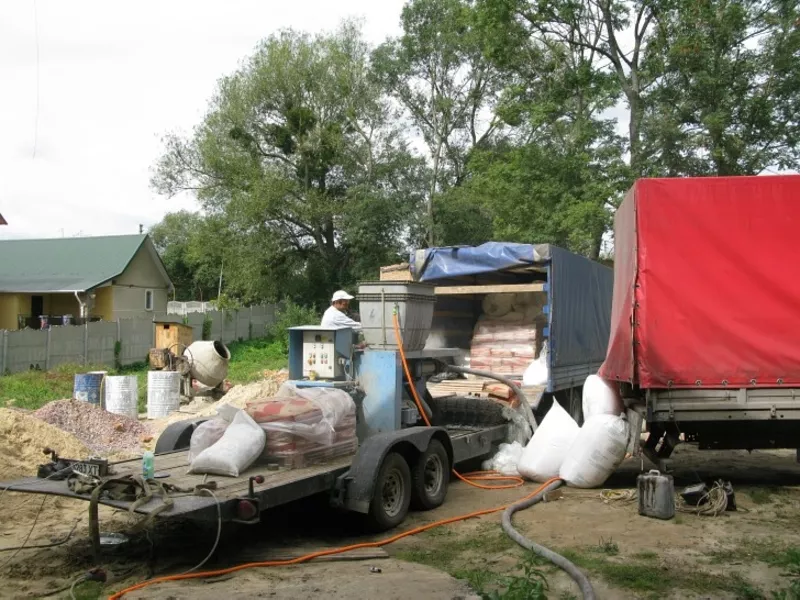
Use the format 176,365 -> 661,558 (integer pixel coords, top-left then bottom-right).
0,337 -> 289,412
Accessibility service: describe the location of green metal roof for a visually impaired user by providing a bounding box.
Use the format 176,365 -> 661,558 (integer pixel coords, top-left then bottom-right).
0,234 -> 170,293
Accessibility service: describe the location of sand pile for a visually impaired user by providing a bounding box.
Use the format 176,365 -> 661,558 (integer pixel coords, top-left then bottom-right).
35,400 -> 153,455
0,408 -> 90,480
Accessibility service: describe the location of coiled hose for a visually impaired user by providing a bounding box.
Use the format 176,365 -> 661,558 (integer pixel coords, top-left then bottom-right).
502,479 -> 596,599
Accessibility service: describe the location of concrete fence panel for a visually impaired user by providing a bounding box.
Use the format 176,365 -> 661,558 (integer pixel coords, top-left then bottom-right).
49,324 -> 88,369
207,311 -> 223,341
221,311 -> 238,344
5,329 -> 47,374
87,321 -> 118,365
187,313 -> 205,342
119,318 -> 152,366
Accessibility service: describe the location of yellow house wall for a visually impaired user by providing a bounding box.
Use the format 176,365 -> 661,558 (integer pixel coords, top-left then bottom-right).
93,286 -> 114,321
0,294 -> 23,330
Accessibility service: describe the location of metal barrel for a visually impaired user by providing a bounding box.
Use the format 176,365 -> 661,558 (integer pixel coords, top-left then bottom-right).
105,375 -> 139,420
73,373 -> 104,406
146,371 -> 181,419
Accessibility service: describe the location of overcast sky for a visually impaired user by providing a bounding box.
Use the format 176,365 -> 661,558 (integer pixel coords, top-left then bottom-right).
0,0 -> 407,240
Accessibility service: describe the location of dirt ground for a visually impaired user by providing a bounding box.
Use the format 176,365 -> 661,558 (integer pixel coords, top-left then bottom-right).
2,444 -> 800,599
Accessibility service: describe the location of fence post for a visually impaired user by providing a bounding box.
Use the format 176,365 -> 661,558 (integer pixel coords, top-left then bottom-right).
1,330 -> 7,375
45,326 -> 52,370
249,306 -> 254,340
233,310 -> 238,341
83,322 -> 89,365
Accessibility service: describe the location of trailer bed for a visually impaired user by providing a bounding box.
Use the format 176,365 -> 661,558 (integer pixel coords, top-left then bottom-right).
0,453 -> 355,521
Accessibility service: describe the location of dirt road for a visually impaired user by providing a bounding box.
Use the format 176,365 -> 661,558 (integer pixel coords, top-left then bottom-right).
2,445 -> 800,599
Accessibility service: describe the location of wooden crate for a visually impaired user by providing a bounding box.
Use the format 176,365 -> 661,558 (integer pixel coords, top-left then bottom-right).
154,321 -> 194,352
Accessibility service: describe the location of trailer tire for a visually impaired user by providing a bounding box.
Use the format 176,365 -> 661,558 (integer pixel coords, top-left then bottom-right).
410,439 -> 450,510
367,452 -> 411,531
428,396 -> 507,427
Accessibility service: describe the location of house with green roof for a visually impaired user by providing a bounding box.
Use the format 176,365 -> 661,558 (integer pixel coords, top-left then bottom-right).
0,234 -> 173,330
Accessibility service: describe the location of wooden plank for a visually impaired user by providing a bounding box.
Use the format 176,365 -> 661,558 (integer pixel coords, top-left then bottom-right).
434,283 -> 545,295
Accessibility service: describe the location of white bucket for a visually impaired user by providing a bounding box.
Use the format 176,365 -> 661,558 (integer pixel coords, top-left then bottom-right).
147,371 -> 181,419
104,375 -> 139,420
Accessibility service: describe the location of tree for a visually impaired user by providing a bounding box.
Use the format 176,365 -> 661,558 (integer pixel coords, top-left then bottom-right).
641,0 -> 800,175
152,22 -> 424,306
373,0 -> 504,245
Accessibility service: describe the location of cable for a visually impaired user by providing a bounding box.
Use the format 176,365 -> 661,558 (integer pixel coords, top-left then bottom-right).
600,489 -> 637,503
0,518 -> 81,552
0,496 -> 47,572
677,480 -> 728,516
179,488 -> 222,575
107,477 -> 561,599
502,480 -> 596,600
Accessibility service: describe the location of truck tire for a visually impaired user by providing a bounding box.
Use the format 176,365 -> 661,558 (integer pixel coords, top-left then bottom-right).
411,439 -> 450,510
428,396 -> 507,427
367,453 -> 412,531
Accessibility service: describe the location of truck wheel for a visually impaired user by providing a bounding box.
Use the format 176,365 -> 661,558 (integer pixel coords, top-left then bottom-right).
411,439 -> 450,510
367,453 -> 411,531
428,396 -> 507,427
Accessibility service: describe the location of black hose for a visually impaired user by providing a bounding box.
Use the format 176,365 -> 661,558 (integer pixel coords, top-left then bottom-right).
436,362 -> 537,432
502,480 -> 595,600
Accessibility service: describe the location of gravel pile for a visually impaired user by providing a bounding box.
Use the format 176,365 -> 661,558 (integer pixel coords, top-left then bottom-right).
35,400 -> 153,455
0,408 -> 90,480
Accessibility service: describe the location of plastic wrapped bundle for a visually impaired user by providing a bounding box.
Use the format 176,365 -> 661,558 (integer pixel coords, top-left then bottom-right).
245,383 -> 358,469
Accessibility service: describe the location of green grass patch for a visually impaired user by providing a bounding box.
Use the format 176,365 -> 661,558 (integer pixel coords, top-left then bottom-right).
632,550 -> 659,561
746,486 -> 794,505
0,338 -> 288,412
560,546 -> 749,598
398,525 -> 516,571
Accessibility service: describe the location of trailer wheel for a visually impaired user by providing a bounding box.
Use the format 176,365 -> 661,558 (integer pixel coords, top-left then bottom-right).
411,439 -> 450,510
428,396 -> 507,427
367,453 -> 411,531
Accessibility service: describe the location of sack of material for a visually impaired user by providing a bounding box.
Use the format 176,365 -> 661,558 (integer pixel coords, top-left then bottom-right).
518,401 -> 579,482
522,341 -> 549,386
582,374 -> 624,420
187,418 -> 229,463
559,414 -> 630,488
188,409 -> 265,477
482,441 -> 524,476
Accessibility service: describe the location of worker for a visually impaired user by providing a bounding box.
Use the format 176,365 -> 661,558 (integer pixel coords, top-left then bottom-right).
321,290 -> 362,330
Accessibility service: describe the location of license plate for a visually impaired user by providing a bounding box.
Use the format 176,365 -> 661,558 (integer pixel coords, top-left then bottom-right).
72,461 -> 101,477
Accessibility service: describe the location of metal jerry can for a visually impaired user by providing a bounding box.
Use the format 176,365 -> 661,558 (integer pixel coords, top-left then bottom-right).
637,469 -> 675,520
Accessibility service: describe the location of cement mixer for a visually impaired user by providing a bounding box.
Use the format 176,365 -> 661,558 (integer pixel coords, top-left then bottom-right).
150,340 -> 230,398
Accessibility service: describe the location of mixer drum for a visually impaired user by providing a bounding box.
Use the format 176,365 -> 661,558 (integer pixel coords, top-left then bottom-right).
184,340 -> 230,387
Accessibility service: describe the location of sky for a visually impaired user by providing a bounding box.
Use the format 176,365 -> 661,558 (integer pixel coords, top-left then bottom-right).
0,0 -> 407,240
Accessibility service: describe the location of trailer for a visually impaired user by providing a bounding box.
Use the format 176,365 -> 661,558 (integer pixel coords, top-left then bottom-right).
600,175 -> 800,468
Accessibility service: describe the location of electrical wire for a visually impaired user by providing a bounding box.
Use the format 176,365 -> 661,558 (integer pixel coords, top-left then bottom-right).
179,488 -> 222,575
677,480 -> 729,516
0,518 -> 81,552
107,477 -> 561,599
0,496 -> 47,572
600,489 -> 637,503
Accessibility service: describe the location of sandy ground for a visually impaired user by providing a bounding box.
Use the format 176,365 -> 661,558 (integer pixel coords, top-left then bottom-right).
2,444 -> 800,599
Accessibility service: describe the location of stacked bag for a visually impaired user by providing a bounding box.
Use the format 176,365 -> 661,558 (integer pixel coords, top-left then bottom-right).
187,383 -> 358,476
469,293 -> 546,375
518,374 -> 629,488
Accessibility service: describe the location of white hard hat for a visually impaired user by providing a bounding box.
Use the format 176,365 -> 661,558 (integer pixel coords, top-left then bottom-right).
331,290 -> 354,302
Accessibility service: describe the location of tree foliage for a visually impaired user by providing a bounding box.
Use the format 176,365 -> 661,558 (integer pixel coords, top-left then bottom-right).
151,4 -> 800,303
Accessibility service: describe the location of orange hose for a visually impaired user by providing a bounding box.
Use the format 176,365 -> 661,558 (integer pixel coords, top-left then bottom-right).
108,476 -> 560,600
107,311 -> 540,599
392,310 -> 524,489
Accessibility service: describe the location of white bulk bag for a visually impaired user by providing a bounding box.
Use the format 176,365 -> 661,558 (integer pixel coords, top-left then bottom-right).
522,341 -> 549,386
188,409 -> 265,477
582,374 -> 624,420
518,401 -> 579,482
559,414 -> 630,488
481,442 -> 525,476
482,294 -> 514,318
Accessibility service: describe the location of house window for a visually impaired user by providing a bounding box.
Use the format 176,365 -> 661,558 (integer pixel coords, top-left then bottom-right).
145,290 -> 154,311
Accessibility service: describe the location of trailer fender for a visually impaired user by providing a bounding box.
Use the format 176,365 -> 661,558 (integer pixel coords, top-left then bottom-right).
335,427 -> 453,514
154,418 -> 208,454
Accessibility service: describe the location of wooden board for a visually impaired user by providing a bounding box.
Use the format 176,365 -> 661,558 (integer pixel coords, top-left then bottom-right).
434,283 -> 545,295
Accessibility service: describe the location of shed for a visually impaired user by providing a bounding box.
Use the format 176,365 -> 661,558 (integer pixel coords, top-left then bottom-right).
154,321 -> 194,353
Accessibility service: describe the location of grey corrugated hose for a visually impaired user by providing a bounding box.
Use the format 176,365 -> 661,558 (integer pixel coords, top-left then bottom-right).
437,362 -> 537,432
502,479 -> 596,600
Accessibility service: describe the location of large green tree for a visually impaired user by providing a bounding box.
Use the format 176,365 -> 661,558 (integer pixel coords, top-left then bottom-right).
641,0 -> 800,175
152,22 -> 425,306
374,0 -> 504,245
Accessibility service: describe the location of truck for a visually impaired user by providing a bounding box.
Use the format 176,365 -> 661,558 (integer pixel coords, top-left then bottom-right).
600,175 -> 800,469
0,242 -> 613,558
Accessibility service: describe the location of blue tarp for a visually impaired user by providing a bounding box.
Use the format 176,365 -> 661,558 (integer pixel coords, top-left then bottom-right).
411,242 -> 550,282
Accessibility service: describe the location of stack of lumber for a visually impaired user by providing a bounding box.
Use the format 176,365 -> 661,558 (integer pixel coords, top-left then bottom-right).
379,263 -> 413,281
427,379 -> 519,408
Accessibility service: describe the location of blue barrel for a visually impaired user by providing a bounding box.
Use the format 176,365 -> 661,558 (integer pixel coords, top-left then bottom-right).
74,373 -> 104,406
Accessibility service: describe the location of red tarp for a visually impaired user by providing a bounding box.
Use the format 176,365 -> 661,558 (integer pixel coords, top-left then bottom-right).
600,175 -> 800,389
